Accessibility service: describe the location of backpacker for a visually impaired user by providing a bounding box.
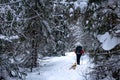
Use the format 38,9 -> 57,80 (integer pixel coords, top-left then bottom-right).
75,46 -> 82,54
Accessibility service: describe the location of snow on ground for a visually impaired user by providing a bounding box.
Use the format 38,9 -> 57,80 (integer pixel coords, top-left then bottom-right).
26,52 -> 93,80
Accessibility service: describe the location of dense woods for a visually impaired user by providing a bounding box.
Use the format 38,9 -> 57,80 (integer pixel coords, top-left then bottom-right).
0,0 -> 120,80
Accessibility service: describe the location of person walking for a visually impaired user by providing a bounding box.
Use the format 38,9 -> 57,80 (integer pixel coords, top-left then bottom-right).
74,46 -> 84,65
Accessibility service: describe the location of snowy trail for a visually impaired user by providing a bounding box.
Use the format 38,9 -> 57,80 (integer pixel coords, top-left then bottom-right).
26,52 -> 93,80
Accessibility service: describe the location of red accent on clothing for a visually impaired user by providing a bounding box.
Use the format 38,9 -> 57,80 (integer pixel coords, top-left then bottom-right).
80,49 -> 84,54
74,49 -> 85,54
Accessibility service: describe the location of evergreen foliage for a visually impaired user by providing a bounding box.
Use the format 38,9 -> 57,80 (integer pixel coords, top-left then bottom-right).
0,0 -> 120,80
82,0 -> 120,80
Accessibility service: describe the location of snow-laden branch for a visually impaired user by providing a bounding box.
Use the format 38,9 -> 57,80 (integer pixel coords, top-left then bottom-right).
0,14 -> 42,24
0,34 -> 19,42
0,0 -> 23,6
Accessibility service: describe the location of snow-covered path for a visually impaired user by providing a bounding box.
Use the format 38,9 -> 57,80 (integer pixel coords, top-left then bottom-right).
26,52 -> 93,80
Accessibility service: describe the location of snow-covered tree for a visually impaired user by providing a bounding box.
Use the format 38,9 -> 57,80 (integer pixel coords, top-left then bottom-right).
82,0 -> 120,80
0,0 -> 74,79
0,0 -> 27,79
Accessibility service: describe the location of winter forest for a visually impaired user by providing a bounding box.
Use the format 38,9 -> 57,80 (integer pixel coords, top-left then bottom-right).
0,0 -> 120,80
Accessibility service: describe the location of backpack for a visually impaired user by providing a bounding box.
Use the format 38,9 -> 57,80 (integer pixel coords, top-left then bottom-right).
75,46 -> 82,54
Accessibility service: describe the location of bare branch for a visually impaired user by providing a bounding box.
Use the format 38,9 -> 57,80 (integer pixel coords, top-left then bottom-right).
98,50 -> 120,55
